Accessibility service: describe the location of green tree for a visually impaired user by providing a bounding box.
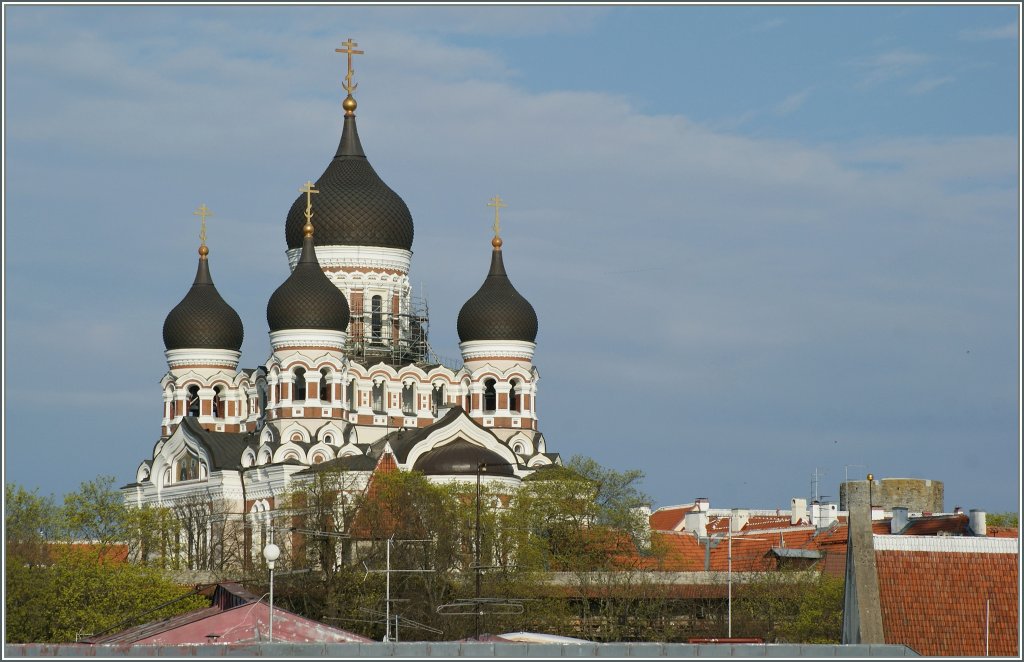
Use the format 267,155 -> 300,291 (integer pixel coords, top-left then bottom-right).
986,512 -> 1019,528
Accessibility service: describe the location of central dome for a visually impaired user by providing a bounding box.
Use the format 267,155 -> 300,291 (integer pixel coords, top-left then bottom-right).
284,115 -> 414,251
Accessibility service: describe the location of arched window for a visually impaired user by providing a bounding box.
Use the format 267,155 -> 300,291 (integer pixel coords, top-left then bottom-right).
372,381 -> 385,413
348,378 -> 358,410
483,379 -> 497,413
402,383 -> 415,415
293,367 -> 307,401
320,369 -> 330,402
432,384 -> 445,417
509,379 -> 521,413
212,386 -> 223,418
187,385 -> 200,417
463,383 -> 471,411
371,295 -> 383,341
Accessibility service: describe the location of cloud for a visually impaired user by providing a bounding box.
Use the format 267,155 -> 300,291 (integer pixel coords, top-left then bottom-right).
745,18 -> 786,33
959,22 -> 1018,41
4,7 -> 1019,512
773,89 -> 811,116
908,76 -> 955,95
852,49 -> 931,86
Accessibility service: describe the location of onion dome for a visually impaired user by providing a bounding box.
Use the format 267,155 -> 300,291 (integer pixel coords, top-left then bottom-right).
267,215 -> 350,333
413,440 -> 515,477
284,104 -> 414,251
457,241 -> 538,343
163,248 -> 244,352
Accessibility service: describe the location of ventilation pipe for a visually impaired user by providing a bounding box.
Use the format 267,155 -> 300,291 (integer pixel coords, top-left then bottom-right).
890,507 -> 909,534
969,509 -> 987,536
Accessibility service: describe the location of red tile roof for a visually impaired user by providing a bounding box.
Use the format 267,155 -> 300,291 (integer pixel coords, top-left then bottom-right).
987,526 -> 1019,539
649,505 -> 693,531
876,546 -> 1018,656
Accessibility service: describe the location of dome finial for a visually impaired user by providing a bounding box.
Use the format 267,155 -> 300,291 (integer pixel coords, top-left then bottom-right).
299,180 -> 319,237
335,38 -> 364,117
487,194 -> 507,250
193,203 -> 212,258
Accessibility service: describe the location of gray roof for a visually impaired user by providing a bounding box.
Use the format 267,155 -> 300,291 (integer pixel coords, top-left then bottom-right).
284,115 -> 414,251
162,256 -> 244,351
457,248 -> 538,343
267,233 -> 350,332
180,417 -> 256,471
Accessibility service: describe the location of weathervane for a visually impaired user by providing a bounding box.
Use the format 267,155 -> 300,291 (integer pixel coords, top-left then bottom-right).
193,203 -> 212,256
336,38 -> 364,116
299,181 -> 319,236
487,195 -> 506,249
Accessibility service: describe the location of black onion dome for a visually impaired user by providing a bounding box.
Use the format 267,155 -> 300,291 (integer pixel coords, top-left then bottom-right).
163,256 -> 244,351
457,249 -> 538,343
412,440 -> 515,477
267,232 -> 350,333
285,115 -> 414,251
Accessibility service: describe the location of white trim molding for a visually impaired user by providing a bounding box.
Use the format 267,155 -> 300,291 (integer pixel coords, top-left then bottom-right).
286,245 -> 412,274
873,535 -> 1018,554
459,340 -> 536,362
270,329 -> 347,351
165,348 -> 241,369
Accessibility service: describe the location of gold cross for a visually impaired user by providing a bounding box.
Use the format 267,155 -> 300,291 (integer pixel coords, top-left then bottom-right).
193,203 -> 212,247
487,195 -> 507,238
300,180 -> 319,224
336,38 -> 364,94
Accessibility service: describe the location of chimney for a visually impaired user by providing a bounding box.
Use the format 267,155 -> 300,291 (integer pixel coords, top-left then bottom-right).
684,510 -> 708,538
731,509 -> 749,532
871,506 -> 885,521
791,497 -> 808,525
694,497 -> 710,512
890,507 -> 909,534
969,509 -> 987,536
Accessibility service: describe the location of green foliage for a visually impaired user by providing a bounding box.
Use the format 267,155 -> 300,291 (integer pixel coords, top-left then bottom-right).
733,571 -> 845,643
4,480 -> 207,643
986,512 -> 1019,528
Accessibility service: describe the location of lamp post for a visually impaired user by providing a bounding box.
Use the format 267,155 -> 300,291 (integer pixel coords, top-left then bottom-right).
263,536 -> 281,643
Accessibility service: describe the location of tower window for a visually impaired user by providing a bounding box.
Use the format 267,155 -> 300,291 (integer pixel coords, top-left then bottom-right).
371,295 -> 383,341
510,379 -> 521,413
402,383 -> 415,415
187,385 -> 200,418
348,378 -> 357,410
483,379 -> 497,413
294,367 -> 307,401
320,369 -> 330,402
212,386 -> 223,418
372,382 -> 385,413
258,384 -> 267,417
432,384 -> 445,417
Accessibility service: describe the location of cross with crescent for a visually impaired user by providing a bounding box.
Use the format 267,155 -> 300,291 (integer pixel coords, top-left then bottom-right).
336,38 -> 364,94
193,203 -> 212,247
487,195 -> 507,238
300,181 -> 319,224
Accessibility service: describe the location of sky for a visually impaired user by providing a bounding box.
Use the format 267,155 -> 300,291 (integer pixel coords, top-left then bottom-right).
3,4 -> 1021,513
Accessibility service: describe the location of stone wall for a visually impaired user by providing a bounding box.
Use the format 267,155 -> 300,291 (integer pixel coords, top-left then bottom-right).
839,478 -> 943,513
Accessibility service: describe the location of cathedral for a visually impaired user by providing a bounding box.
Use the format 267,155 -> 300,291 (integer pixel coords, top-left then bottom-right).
124,42 -> 561,527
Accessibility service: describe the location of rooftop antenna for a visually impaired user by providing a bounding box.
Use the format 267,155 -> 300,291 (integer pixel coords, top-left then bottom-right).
361,535 -> 435,642
811,467 -> 826,503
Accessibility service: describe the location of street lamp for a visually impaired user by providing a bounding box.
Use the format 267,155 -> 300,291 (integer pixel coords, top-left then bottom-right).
263,538 -> 281,643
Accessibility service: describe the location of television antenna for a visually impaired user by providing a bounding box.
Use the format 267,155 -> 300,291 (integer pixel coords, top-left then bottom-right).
361,535 -> 435,642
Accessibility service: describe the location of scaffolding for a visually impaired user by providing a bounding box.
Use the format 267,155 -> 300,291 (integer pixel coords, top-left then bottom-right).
344,292 -> 461,370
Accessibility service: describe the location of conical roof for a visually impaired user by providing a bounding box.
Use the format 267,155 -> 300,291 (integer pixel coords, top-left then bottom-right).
457,247 -> 538,343
284,115 -> 414,251
163,254 -> 244,351
267,229 -> 350,333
